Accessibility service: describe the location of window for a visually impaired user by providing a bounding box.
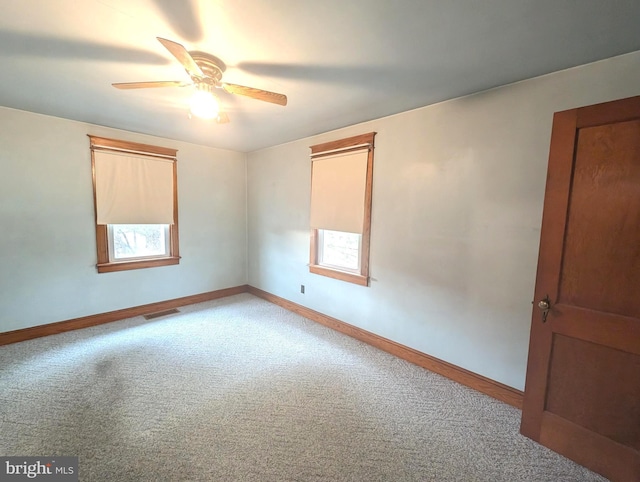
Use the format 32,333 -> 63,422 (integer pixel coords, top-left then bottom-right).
317,229 -> 361,272
89,136 -> 180,273
309,132 -> 376,286
107,224 -> 170,261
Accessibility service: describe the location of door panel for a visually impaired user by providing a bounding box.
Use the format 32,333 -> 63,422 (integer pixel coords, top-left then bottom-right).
521,95 -> 640,482
546,334 -> 640,450
559,120 -> 640,317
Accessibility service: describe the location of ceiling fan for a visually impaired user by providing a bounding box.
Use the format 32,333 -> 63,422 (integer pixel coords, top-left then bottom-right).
112,37 -> 287,123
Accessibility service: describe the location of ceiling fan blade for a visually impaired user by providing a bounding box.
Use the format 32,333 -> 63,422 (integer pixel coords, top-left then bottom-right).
216,112 -> 230,124
112,81 -> 188,89
157,37 -> 203,77
222,83 -> 287,106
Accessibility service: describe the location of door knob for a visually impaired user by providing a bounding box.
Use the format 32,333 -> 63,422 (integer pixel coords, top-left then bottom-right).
537,295 -> 551,322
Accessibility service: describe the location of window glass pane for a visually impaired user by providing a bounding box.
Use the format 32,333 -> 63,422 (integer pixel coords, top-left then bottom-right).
319,230 -> 360,270
110,224 -> 169,260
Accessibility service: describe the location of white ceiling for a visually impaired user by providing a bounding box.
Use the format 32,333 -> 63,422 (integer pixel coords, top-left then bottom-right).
1,1 -> 639,152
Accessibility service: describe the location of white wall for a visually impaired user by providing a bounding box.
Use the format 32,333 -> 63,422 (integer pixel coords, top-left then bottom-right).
247,51 -> 640,391
0,107 -> 247,332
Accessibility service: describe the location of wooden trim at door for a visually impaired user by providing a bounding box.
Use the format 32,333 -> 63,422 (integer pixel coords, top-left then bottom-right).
247,286 -> 524,408
0,285 -> 249,346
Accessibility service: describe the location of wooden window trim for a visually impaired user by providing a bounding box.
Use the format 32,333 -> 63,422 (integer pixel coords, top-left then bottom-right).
309,132 -> 376,286
89,136 -> 180,273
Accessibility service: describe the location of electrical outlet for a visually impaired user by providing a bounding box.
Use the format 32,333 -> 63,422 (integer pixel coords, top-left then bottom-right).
300,284 -> 305,294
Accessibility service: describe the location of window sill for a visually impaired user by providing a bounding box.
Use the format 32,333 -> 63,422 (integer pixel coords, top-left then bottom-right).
97,256 -> 180,273
309,264 -> 369,286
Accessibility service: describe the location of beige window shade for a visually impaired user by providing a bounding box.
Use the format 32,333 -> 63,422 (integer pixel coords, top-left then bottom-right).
94,150 -> 174,225
310,149 -> 369,233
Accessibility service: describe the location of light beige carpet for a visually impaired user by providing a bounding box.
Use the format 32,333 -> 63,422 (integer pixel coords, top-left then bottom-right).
0,294 -> 606,481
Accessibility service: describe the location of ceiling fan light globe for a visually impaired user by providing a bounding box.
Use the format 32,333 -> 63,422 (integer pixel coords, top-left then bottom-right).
190,90 -> 220,119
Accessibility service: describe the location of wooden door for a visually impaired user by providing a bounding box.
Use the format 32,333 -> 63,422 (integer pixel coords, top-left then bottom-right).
521,95 -> 640,482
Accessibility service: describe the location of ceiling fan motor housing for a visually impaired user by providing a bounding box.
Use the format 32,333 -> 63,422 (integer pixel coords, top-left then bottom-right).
189,51 -> 226,84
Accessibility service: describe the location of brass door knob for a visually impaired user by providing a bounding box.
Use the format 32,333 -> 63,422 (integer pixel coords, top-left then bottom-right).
537,296 -> 551,322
